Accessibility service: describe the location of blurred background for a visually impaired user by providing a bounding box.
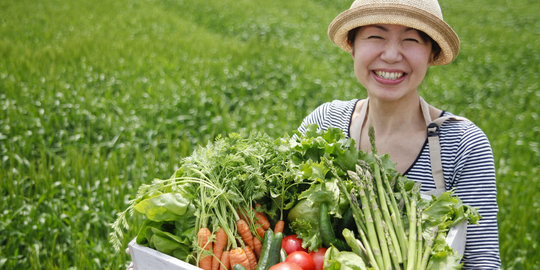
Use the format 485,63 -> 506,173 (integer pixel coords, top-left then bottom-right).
0,0 -> 538,269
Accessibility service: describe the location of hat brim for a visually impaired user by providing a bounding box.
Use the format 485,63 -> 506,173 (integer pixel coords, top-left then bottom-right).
328,3 -> 459,65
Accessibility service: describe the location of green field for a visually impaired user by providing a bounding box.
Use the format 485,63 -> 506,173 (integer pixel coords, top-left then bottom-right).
1,0 -> 538,269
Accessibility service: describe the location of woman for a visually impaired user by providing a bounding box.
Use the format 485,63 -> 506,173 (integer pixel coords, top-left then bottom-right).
298,0 -> 501,268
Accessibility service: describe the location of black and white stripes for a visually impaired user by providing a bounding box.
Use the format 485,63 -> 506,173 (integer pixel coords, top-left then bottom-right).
298,99 -> 501,269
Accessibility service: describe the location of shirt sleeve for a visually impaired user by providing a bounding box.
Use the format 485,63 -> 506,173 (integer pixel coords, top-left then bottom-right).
450,122 -> 501,269
297,99 -> 358,138
297,102 -> 330,135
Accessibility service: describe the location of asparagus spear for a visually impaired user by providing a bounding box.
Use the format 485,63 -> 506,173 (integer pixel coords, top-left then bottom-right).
355,167 -> 384,270
374,156 -> 403,263
416,206 -> 424,269
406,183 -> 420,270
365,169 -> 392,270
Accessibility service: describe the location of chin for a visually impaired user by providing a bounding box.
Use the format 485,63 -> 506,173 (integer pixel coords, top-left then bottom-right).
368,91 -> 408,102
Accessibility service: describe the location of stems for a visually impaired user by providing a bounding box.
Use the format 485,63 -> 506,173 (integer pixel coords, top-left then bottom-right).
416,207 -> 423,270
383,221 -> 401,270
345,170 -> 377,267
374,158 -> 403,264
365,170 -> 392,270
406,184 -> 420,270
355,167 -> 384,270
420,227 -> 438,270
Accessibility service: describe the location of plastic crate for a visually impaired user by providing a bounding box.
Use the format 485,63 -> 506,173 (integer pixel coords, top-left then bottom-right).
128,239 -> 200,270
129,223 -> 465,270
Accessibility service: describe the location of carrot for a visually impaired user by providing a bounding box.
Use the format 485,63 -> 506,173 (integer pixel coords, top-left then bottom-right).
237,219 -> 255,249
253,236 -> 262,259
274,220 -> 285,234
255,212 -> 271,231
198,227 -> 213,270
244,247 -> 258,270
255,225 -> 266,239
229,247 -> 250,270
212,228 -> 228,270
237,208 -> 249,222
219,250 -> 230,270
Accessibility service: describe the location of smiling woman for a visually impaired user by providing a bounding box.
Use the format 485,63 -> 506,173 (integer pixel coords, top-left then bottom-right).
297,0 -> 501,268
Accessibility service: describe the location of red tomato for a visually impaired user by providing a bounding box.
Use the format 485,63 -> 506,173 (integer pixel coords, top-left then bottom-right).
285,251 -> 315,270
282,235 -> 307,255
269,262 -> 303,270
309,247 -> 327,270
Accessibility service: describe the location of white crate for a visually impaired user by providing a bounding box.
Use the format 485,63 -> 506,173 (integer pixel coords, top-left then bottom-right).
130,224 -> 465,270
129,239 -> 200,270
445,220 -> 467,255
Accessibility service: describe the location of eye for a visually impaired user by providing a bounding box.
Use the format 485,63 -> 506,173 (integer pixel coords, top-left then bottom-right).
404,38 -> 420,43
367,35 -> 383,39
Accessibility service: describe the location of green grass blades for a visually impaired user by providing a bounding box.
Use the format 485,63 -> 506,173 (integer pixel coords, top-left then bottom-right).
0,0 -> 538,269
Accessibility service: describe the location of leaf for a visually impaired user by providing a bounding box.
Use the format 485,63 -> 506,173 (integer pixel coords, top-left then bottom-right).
149,227 -> 191,259
299,160 -> 328,181
427,250 -> 463,270
288,199 -> 322,250
422,191 -> 482,229
323,246 -> 367,270
134,193 -> 192,222
422,192 -> 459,227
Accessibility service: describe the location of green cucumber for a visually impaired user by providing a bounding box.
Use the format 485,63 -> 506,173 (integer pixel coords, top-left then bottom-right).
267,232 -> 283,268
320,202 -> 349,251
255,229 -> 274,270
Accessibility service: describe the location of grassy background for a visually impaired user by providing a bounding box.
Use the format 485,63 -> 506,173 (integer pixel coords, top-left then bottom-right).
1,0 -> 538,269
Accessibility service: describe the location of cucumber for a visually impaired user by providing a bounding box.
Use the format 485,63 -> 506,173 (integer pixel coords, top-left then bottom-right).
267,232 -> 283,268
255,229 -> 274,270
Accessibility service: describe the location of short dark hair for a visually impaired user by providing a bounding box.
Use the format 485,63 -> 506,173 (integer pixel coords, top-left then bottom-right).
347,27 -> 442,61
347,27 -> 360,47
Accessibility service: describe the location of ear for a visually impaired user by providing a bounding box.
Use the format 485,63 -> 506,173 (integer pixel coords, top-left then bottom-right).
428,53 -> 436,65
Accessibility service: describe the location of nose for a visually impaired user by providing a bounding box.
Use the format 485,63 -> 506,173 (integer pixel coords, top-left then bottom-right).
380,41 -> 403,63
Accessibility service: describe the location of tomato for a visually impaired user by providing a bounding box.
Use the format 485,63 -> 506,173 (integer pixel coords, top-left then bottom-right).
285,251 -> 315,270
309,247 -> 327,270
269,261 -> 303,270
282,235 -> 307,255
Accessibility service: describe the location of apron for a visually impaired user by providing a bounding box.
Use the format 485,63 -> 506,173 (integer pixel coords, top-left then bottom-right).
352,97 -> 468,255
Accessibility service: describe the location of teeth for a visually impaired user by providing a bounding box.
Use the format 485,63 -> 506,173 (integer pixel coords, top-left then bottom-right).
375,71 -> 404,80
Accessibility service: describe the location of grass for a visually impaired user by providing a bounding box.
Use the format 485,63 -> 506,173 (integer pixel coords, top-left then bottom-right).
0,0 -> 538,269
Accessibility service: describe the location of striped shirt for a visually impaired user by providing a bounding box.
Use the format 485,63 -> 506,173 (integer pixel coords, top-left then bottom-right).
298,99 -> 501,269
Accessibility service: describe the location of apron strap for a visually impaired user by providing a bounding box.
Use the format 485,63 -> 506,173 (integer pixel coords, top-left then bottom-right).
420,97 -> 465,196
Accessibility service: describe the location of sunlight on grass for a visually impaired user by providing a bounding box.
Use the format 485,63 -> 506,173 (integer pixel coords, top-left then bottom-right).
0,0 -> 538,269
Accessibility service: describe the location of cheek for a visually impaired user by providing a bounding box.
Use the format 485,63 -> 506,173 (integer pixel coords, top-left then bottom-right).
351,44 -> 376,68
407,44 -> 433,64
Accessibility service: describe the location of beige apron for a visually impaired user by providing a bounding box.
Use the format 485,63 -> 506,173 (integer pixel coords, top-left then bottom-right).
352,97 -> 468,254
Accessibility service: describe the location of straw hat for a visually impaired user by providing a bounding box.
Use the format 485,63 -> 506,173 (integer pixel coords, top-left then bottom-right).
328,0 -> 459,65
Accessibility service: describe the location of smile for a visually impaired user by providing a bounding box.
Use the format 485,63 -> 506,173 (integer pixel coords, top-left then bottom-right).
374,70 -> 405,80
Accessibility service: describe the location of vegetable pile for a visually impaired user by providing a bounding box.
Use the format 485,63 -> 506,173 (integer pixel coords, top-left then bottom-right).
111,125 -> 481,270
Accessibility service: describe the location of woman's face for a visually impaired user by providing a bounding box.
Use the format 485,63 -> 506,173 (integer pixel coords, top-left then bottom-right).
351,24 -> 433,102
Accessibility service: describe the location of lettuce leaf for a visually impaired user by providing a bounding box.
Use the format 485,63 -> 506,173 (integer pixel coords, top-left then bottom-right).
134,193 -> 193,222
323,246 -> 368,270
